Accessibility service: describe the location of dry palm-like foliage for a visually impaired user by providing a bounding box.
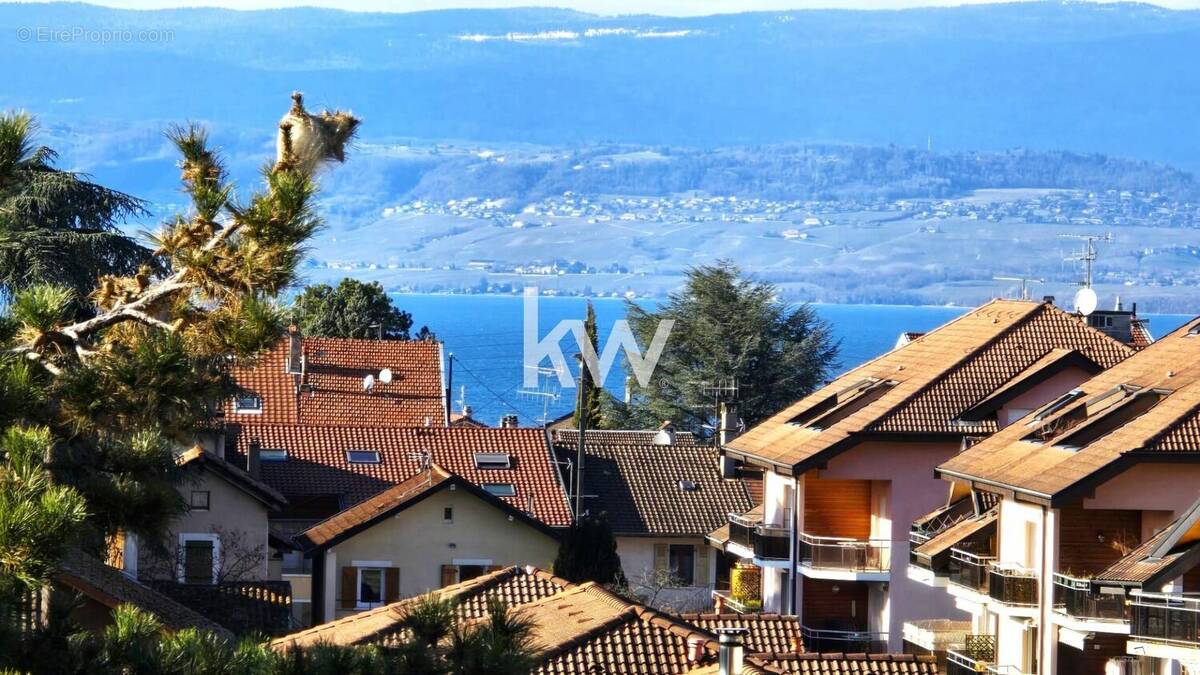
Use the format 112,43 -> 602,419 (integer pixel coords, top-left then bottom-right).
15,92 -> 358,376
0,93 -> 358,594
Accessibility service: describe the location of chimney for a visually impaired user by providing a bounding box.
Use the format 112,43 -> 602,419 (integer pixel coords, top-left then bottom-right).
248,439 -> 262,478
500,414 -> 519,429
717,628 -> 748,675
718,403 -> 741,478
624,376 -> 634,405
653,420 -> 676,445
1042,295 -> 1055,305
286,325 -> 303,376
686,636 -> 707,666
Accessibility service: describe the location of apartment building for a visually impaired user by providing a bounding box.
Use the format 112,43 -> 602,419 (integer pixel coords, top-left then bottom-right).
713,300 -> 1135,653
917,316 -> 1200,675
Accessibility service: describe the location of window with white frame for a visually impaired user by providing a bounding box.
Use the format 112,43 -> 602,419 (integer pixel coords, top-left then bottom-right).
481,483 -> 516,497
234,395 -> 263,413
473,452 -> 511,469
357,568 -> 385,608
346,450 -> 381,464
179,534 -> 219,585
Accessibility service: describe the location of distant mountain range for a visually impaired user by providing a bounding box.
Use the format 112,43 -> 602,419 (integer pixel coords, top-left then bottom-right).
3,1 -> 1200,172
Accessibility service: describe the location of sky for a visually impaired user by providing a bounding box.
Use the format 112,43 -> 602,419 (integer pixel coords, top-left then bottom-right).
5,0 -> 1200,14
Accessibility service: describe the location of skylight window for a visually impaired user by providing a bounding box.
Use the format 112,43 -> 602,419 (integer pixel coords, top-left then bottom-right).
678,479 -> 698,492
259,449 -> 287,462
234,395 -> 263,414
482,483 -> 516,497
473,452 -> 511,469
346,450 -> 381,464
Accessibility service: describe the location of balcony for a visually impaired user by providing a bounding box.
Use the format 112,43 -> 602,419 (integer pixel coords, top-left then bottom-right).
797,532 -> 890,580
1052,573 -> 1127,624
800,625 -> 887,653
1129,591 -> 1200,651
948,549 -> 995,596
727,512 -> 790,562
712,588 -> 761,614
988,562 -> 1038,608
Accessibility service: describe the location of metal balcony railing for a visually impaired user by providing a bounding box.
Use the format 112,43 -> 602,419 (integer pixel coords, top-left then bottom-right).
1130,591 -> 1200,648
800,625 -> 887,653
948,549 -> 995,594
909,531 -> 932,568
947,649 -> 991,674
712,588 -> 761,614
728,513 -> 791,561
1052,573 -> 1127,622
798,532 -> 890,572
988,562 -> 1038,607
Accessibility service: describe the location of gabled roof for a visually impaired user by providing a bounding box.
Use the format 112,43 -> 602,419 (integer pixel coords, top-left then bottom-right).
725,300 -> 1133,473
177,446 -> 287,510
1095,495 -> 1200,587
229,425 -> 573,527
295,464 -> 560,551
551,436 -> 752,536
226,336 -> 445,427
749,652 -> 938,674
552,428 -> 698,446
938,316 -> 1200,504
271,566 -> 719,673
56,549 -> 233,639
957,348 -> 1104,422
677,613 -> 803,655
271,566 -> 573,650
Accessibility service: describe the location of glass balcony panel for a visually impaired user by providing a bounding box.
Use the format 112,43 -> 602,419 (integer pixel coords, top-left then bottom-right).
987,562 -> 1038,607
1052,573 -> 1126,621
948,549 -> 995,594
798,533 -> 890,572
1131,592 -> 1200,647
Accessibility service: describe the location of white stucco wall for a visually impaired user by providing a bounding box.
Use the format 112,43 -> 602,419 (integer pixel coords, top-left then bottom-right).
618,536 -> 714,612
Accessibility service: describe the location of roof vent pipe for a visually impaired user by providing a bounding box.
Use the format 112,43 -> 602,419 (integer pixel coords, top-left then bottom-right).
717,628 -> 748,675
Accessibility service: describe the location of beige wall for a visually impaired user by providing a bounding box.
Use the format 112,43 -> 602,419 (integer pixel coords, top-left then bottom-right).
618,536 -> 713,612
323,486 -> 559,620
137,465 -> 272,582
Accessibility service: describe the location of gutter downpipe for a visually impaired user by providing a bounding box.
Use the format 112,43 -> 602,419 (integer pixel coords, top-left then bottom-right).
789,474 -> 800,616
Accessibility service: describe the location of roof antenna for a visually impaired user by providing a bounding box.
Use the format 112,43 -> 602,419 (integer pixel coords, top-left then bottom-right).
993,276 -> 1044,301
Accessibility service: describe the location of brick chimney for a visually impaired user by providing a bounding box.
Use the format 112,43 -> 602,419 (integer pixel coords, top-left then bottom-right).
286,324 -> 303,376
500,414 -> 519,429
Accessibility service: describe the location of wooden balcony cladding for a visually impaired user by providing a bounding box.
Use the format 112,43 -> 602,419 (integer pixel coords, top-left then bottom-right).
1058,506 -> 1142,575
805,476 -> 871,539
803,577 -> 869,632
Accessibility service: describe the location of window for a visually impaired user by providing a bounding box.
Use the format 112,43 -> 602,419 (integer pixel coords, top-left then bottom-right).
678,479 -> 698,492
357,568 -> 385,608
179,535 -> 219,585
443,506 -> 454,523
189,491 -> 210,510
459,564 -> 488,582
668,544 -> 695,586
346,450 -> 381,464
281,550 -> 312,575
259,449 -> 287,462
482,483 -> 516,497
234,395 -> 263,414
473,452 -> 511,469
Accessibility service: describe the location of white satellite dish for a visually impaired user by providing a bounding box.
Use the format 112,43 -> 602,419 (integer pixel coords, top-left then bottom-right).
362,374 -> 376,391
379,368 -> 393,384
1074,287 -> 1098,317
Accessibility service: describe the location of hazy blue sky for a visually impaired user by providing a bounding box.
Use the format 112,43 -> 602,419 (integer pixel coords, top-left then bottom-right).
7,0 -> 1200,14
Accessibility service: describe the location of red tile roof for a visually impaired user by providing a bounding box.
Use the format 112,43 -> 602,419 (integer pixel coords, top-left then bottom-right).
678,613 -> 804,655
294,464 -> 561,550
750,652 -> 938,674
938,317 -> 1200,502
229,425 -> 573,527
226,336 -> 445,427
725,301 -> 1133,471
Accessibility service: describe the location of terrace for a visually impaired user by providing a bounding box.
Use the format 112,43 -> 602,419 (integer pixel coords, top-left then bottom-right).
988,562 -> 1038,610
797,532 -> 890,581
1051,573 -> 1127,626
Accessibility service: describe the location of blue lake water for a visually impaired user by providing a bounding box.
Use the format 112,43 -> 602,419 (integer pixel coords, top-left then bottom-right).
395,294 -> 1192,427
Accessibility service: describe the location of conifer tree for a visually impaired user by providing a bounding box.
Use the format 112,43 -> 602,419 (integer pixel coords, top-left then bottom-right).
572,301 -> 607,430
553,512 -> 625,586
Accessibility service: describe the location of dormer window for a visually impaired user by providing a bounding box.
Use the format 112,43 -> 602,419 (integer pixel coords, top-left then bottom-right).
259,449 -> 287,462
473,452 -> 511,470
234,395 -> 263,414
482,483 -> 516,497
346,450 -> 381,464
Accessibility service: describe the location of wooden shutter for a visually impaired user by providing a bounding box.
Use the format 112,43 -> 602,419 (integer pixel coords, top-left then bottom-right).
694,545 -> 710,587
341,567 -> 357,609
384,568 -> 400,603
440,564 -> 459,588
653,544 -> 668,573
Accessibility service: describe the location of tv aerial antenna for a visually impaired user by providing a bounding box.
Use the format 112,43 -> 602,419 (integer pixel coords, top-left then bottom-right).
518,363 -> 564,426
993,276 -> 1044,301
1059,232 -> 1110,317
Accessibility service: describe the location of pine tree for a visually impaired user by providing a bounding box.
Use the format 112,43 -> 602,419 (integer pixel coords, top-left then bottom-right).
0,93 -> 359,604
625,260 -> 839,434
292,278 -> 421,340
